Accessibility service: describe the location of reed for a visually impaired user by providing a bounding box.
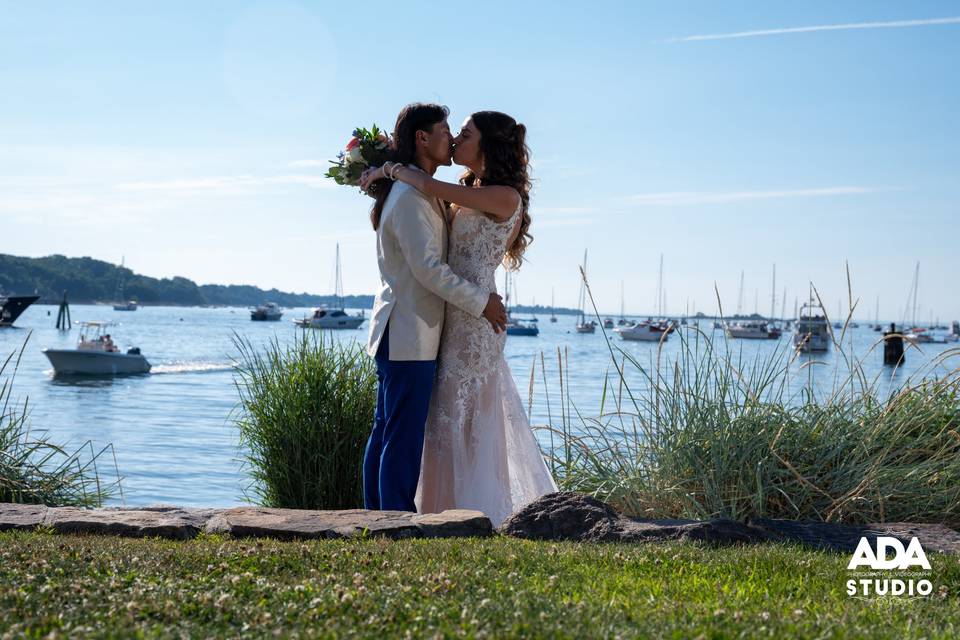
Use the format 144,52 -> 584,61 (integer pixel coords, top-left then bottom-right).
232,330 -> 377,509
0,334 -> 121,507
536,272 -> 960,527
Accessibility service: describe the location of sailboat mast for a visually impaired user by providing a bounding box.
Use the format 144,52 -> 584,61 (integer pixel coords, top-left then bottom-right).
736,270 -> 744,316
656,254 -> 664,318
770,264 -> 776,320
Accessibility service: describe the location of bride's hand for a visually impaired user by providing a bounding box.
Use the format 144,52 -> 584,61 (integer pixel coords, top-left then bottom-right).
359,166 -> 383,192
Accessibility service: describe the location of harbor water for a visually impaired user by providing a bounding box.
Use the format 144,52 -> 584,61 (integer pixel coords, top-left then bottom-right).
2,304 -> 956,507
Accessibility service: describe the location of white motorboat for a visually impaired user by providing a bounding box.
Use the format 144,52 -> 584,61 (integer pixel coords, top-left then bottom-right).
43,321 -> 151,375
725,320 -> 782,340
614,320 -> 668,342
793,302 -> 830,352
251,302 -> 282,321
295,306 -> 364,330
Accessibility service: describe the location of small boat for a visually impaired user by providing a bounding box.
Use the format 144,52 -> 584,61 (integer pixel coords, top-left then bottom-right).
112,257 -> 138,311
251,302 -> 283,321
503,272 -> 538,336
0,290 -> 40,327
603,318 -> 615,329
113,300 -> 138,311
574,250 -> 595,334
614,320 -> 668,342
506,316 -> 539,336
794,302 -> 830,352
295,305 -> 364,329
725,320 -> 782,340
43,321 -> 150,375
617,282 -> 628,325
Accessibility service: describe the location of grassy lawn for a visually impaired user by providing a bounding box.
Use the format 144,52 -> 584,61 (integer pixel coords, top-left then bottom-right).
2,531 -> 958,639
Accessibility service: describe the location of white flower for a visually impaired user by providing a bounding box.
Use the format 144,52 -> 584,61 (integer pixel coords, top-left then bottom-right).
347,147 -> 363,164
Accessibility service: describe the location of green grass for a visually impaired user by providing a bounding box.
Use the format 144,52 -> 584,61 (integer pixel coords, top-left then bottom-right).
1,532 -> 958,639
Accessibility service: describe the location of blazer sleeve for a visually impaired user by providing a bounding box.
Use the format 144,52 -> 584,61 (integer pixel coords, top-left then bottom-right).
388,188 -> 489,318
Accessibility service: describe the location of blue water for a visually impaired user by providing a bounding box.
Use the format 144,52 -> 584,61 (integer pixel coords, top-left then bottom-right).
2,304 -> 956,507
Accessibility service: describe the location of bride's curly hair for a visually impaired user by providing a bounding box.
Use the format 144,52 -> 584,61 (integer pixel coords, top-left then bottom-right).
459,111 -> 532,270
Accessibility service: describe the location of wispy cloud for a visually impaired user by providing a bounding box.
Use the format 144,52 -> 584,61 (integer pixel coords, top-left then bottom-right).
114,174 -> 331,193
666,16 -> 960,43
621,186 -> 887,206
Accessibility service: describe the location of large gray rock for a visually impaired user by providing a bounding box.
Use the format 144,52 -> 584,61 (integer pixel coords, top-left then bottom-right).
205,507 -> 492,540
747,517 -> 960,555
500,492 -> 960,554
499,492 -> 773,546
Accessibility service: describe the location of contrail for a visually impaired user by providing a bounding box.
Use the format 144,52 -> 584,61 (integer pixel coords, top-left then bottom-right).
667,16 -> 960,43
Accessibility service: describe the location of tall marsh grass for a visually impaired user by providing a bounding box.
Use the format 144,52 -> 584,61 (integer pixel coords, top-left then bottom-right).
538,270 -> 960,527
232,331 -> 377,509
1,335 -> 122,507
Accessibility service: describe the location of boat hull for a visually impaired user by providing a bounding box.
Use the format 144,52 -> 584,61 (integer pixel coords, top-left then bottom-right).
43,349 -> 151,375
614,325 -> 668,342
294,317 -> 364,330
1,295 -> 40,327
506,326 -> 539,337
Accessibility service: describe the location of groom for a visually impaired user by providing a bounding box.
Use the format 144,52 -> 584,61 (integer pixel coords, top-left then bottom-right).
363,103 -> 507,512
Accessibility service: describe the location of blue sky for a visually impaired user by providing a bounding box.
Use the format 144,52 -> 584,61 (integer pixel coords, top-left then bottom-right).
2,1 -> 958,321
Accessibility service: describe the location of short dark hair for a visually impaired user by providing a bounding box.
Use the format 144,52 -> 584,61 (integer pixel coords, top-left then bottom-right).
370,103 -> 449,230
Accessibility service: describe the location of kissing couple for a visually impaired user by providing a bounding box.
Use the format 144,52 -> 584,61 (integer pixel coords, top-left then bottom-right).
360,103 -> 557,527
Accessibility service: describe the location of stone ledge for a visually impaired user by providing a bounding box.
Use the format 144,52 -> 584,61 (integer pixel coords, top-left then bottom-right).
0,503 -> 492,540
4,494 -> 957,555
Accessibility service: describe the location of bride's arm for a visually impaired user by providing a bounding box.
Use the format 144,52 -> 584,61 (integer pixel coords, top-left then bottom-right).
363,163 -> 520,221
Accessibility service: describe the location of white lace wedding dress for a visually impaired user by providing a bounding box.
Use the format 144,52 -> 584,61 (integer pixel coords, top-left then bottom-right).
414,202 -> 558,527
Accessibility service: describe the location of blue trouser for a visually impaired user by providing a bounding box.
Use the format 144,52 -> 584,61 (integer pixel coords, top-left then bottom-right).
363,324 -> 436,511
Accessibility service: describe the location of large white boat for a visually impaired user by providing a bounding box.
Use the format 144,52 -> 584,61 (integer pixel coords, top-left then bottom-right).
250,302 -> 283,321
294,306 -> 364,330
614,320 -> 668,342
793,302 -> 831,352
294,244 -> 365,330
725,320 -> 782,340
43,321 -> 151,375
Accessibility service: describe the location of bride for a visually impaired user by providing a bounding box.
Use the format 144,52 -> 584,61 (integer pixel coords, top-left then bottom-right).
361,110 -> 557,526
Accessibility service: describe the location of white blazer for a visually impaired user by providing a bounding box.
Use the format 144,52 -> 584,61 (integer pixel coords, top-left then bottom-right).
366,176 -> 488,361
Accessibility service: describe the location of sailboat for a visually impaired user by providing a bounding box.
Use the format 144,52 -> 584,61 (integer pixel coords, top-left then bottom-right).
112,257 -> 138,311
575,250 -> 596,333
549,288 -> 557,323
872,296 -> 882,331
294,244 -> 365,330
504,272 -> 539,337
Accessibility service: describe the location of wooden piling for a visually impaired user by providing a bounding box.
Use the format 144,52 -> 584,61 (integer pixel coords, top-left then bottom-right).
55,290 -> 71,330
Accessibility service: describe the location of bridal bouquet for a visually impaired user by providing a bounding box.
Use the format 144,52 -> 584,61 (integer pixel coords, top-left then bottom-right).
325,125 -> 392,196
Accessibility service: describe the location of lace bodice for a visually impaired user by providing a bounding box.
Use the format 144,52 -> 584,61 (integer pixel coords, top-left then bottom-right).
446,204 -> 521,291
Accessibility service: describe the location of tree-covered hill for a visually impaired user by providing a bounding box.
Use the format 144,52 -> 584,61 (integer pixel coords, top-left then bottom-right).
0,254 -> 373,308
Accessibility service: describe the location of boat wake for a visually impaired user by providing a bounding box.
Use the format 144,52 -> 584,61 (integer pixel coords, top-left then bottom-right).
150,362 -> 233,375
